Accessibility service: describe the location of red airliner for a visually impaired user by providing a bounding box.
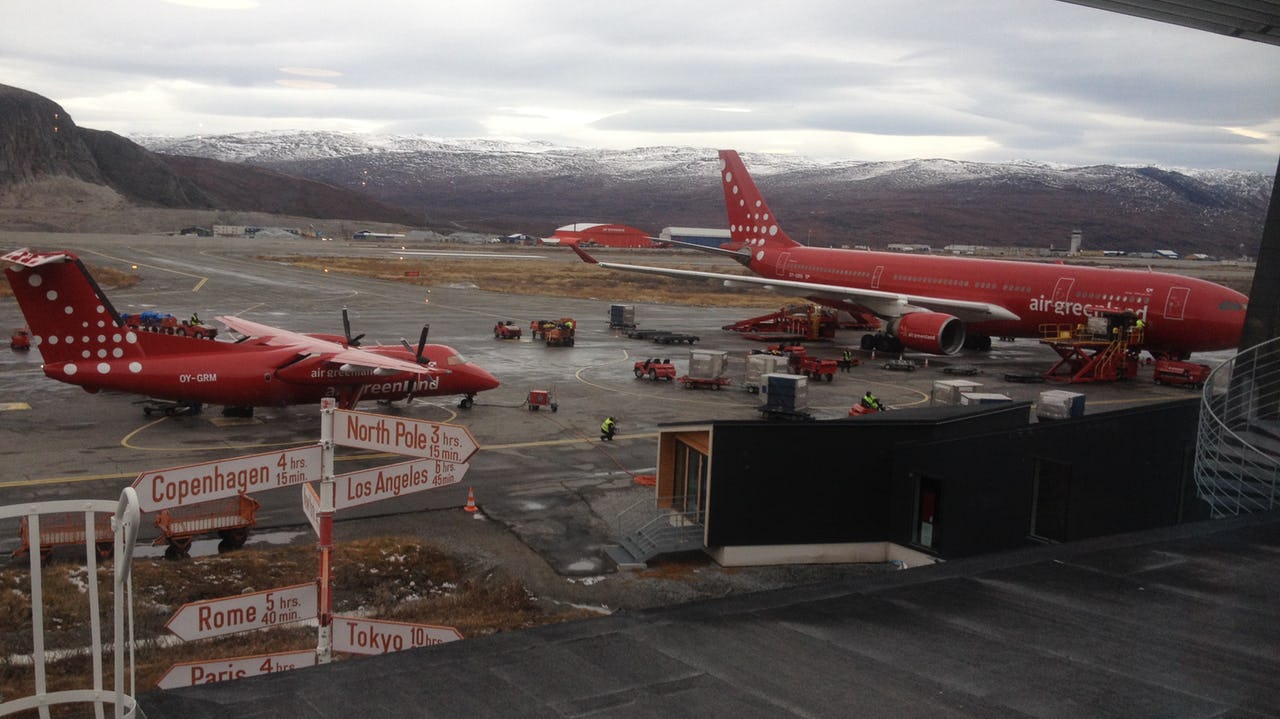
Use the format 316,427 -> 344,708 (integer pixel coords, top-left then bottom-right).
576,149 -> 1248,358
2,248 -> 500,414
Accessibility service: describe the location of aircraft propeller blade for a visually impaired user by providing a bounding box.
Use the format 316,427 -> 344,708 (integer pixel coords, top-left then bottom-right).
401,324 -> 431,404
342,307 -> 365,347
414,324 -> 429,362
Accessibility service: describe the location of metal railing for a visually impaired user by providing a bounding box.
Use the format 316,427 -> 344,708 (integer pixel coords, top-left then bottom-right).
0,488 -> 142,719
1194,336 -> 1280,517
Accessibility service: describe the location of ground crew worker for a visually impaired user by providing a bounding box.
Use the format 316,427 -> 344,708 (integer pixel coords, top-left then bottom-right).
189,312 -> 201,325
841,349 -> 853,372
600,416 -> 617,441
861,390 -> 882,411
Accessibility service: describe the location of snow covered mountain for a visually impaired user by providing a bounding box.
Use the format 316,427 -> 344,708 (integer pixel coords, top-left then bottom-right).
133,131 -> 1272,256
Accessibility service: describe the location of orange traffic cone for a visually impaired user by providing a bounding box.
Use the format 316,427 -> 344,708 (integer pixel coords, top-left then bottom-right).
463,487 -> 478,513
870,349 -> 876,360
923,357 -> 929,368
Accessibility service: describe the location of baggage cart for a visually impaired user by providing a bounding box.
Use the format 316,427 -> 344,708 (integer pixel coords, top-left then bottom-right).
153,494 -> 260,559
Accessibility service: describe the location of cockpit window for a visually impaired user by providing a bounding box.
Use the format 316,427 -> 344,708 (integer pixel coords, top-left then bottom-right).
447,353 -> 467,366
1219,300 -> 1246,311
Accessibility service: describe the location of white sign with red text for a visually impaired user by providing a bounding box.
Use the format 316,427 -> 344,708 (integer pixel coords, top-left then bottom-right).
334,458 -> 468,510
331,615 -> 462,655
333,409 -> 478,462
156,649 -> 316,690
166,583 -> 317,641
134,444 -> 323,512
302,483 -> 321,536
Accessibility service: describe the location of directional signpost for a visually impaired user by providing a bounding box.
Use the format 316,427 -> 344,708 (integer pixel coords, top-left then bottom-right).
133,444 -> 323,513
156,650 -> 316,690
313,402 -> 473,663
165,583 -> 317,642
332,616 -> 463,656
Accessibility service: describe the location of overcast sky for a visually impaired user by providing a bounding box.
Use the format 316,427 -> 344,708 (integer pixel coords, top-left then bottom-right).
4,0 -> 1278,172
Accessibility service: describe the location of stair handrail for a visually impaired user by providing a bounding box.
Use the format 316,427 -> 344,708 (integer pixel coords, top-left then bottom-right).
1194,335 -> 1280,516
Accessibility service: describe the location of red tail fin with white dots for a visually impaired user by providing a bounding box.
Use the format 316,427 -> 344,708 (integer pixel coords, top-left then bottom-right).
718,149 -> 802,253
3,248 -> 143,368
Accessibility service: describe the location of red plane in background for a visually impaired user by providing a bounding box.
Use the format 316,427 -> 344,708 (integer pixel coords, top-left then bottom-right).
3,248 -> 500,415
575,149 -> 1248,359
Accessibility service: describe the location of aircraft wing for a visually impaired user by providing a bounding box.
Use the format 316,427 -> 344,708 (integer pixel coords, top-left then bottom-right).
217,316 -> 438,376
584,260 -> 1021,324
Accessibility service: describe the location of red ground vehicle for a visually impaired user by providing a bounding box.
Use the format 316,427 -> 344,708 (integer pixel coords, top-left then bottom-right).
152,494 -> 260,559
121,311 -> 218,339
494,321 -> 522,339
526,389 -> 558,411
10,327 -> 30,350
634,358 -> 677,381
1152,359 -> 1211,388
532,318 -> 576,346
797,356 -> 838,382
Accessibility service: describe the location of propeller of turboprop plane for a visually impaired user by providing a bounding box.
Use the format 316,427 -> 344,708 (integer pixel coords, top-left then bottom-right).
341,307 -> 365,347
399,324 -> 430,402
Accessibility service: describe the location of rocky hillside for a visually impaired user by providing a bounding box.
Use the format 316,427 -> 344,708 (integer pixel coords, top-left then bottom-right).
1,84 -> 1270,255
0,85 -> 420,228
140,132 -> 1273,257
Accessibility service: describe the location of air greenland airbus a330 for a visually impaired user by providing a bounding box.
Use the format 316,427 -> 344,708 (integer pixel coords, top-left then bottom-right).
3,248 -> 500,414
574,149 -> 1248,359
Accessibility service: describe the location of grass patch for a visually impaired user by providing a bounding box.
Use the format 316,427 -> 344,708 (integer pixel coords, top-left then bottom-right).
262,255 -> 787,308
0,536 -> 592,706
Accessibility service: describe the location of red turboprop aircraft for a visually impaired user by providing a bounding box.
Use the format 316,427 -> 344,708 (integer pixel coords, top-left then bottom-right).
574,149 -> 1248,359
2,248 -> 500,415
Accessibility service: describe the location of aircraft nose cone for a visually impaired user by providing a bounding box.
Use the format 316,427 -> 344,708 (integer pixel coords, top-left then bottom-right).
469,365 -> 501,391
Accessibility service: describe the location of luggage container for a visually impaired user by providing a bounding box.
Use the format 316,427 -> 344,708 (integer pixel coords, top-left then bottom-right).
931,379 -> 983,405
960,392 -> 1012,406
688,350 -> 728,379
759,373 -> 810,419
1036,390 -> 1086,420
744,353 -> 788,393
609,304 -> 636,329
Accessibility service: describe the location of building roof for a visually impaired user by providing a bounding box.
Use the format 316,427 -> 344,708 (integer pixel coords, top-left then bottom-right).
1059,0 -> 1280,47
138,511 -> 1280,718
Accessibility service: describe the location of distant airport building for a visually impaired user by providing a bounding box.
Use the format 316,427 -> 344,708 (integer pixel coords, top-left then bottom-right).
545,223 -> 654,248
887,243 -> 932,253
352,230 -> 406,240
659,227 -> 733,249
1154,249 -> 1180,259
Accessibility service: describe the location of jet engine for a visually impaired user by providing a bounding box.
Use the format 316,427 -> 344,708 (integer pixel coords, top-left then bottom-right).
888,312 -> 965,355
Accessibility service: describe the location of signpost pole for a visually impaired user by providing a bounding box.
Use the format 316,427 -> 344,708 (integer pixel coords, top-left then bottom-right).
317,398 -> 336,664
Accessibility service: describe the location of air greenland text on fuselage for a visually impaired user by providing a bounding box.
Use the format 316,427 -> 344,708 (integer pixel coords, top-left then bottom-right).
1028,296 -> 1150,322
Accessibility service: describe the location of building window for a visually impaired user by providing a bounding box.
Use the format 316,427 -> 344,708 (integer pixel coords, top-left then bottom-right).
914,475 -> 940,550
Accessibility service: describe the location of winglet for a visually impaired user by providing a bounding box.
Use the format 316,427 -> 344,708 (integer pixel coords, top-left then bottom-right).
569,242 -> 599,265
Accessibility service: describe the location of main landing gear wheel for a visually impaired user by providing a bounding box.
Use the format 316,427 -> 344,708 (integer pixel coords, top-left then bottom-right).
459,395 -> 475,409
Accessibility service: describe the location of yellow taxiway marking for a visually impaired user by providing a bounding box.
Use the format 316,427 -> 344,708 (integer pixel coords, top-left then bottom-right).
0,402 -> 32,411
82,248 -> 211,292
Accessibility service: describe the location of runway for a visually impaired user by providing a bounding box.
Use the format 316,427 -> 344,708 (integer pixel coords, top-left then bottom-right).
0,232 -> 1214,573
